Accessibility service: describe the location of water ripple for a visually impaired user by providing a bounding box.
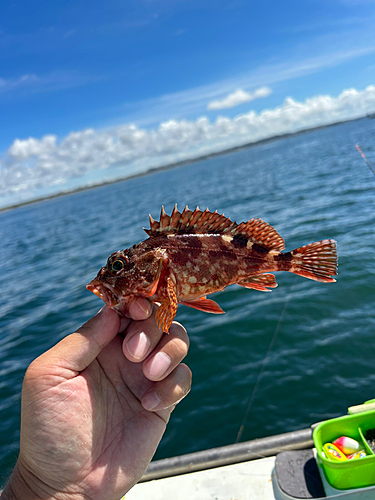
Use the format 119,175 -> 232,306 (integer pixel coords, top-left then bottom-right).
1,118 -> 375,477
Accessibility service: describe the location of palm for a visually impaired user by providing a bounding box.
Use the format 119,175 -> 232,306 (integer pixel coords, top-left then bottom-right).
5,305 -> 190,500
20,334 -> 168,500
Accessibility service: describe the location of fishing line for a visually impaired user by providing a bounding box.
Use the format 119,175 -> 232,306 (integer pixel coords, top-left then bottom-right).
234,144 -> 373,454
235,276 -> 298,444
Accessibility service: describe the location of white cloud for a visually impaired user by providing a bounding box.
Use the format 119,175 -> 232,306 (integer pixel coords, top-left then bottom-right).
207,87 -> 272,110
116,44 -> 375,128
1,85 -> 375,202
0,71 -> 103,96
63,29 -> 77,39
0,74 -> 40,93
8,135 -> 57,160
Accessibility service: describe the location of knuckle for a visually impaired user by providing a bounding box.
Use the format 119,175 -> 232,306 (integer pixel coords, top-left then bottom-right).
24,357 -> 44,383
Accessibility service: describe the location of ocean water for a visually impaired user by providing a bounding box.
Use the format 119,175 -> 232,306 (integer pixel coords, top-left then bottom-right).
1,118 -> 375,485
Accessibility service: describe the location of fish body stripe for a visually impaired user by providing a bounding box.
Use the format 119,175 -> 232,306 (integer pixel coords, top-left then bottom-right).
273,251 -> 293,271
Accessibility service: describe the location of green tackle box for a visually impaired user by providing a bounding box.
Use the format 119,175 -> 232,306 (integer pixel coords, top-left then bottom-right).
313,409 -> 375,490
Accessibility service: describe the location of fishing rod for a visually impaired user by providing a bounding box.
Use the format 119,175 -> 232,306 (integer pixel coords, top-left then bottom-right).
356,144 -> 375,176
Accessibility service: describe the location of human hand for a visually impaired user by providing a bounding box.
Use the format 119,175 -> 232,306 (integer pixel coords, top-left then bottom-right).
2,300 -> 191,500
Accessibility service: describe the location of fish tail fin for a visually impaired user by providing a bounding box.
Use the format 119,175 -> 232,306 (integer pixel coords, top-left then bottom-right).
287,239 -> 337,283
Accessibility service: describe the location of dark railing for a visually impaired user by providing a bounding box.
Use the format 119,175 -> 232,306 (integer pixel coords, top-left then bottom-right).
140,427 -> 314,482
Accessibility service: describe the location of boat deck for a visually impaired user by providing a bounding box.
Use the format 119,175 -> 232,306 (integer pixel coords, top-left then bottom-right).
127,453 -> 375,500
126,455 -> 276,500
124,411 -> 375,500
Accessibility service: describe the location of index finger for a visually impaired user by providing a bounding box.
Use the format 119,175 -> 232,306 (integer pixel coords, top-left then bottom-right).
30,306 -> 121,377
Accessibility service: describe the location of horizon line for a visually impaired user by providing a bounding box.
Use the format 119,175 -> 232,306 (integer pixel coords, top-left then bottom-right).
0,114 -> 368,214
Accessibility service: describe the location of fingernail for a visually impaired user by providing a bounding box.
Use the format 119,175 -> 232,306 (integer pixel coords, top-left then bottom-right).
126,332 -> 150,360
138,299 -> 152,315
142,391 -> 161,411
131,299 -> 151,319
147,352 -> 171,379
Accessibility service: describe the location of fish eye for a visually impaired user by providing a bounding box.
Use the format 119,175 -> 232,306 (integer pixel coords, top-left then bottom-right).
110,257 -> 129,273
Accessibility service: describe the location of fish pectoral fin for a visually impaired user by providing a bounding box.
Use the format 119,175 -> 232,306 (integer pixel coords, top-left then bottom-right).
155,277 -> 178,333
181,297 -> 225,314
237,273 -> 278,292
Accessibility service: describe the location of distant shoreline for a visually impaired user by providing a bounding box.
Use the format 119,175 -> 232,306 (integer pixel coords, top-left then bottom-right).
0,116 -> 365,213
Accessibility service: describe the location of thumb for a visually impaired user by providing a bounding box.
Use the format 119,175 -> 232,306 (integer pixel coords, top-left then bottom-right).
36,306 -> 121,375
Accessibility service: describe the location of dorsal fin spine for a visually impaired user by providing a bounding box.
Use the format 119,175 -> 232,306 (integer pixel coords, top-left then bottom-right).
144,206 -> 285,251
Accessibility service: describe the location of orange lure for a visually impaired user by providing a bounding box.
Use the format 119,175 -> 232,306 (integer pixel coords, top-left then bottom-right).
87,206 -> 337,332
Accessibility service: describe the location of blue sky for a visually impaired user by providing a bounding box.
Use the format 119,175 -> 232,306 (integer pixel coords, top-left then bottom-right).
1,0 -> 375,206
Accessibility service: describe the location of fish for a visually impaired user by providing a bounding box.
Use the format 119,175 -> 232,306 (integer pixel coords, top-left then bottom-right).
86,205 -> 338,332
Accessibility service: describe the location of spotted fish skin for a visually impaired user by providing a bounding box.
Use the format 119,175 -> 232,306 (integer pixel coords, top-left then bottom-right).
87,205 -> 338,332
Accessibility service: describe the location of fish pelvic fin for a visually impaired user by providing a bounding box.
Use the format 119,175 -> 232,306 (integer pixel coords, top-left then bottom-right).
277,239 -> 338,283
180,297 -> 225,314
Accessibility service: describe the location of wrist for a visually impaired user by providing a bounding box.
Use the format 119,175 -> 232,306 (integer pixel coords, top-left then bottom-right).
2,459 -> 56,500
2,462 -> 32,500
2,460 -> 40,500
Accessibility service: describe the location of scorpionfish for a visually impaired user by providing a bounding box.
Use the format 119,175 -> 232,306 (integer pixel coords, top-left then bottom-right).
87,205 -> 337,332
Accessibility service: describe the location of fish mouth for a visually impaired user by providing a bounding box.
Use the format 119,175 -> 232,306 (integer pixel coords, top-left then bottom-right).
86,280 -> 120,308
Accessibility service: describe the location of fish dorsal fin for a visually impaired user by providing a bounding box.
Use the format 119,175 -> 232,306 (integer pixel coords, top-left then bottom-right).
143,205 -> 233,236
143,205 -> 285,251
234,218 -> 285,250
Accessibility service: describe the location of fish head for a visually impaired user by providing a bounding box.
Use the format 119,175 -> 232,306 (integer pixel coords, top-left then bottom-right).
86,244 -> 165,313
